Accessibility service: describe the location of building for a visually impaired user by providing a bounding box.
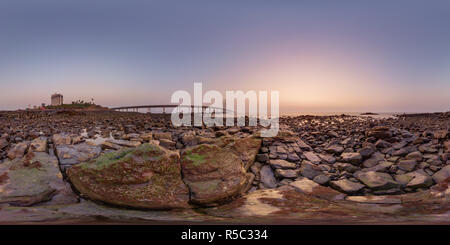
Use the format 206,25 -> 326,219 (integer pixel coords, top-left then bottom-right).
51,93 -> 63,106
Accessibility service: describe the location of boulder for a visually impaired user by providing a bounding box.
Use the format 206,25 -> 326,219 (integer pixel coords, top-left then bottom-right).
30,137 -> 47,152
181,137 -> 260,205
397,159 -> 417,172
68,144 -> 189,209
303,151 -> 321,164
340,152 -> 362,165
432,165 -> 450,183
330,179 -> 365,194
106,139 -> 141,148
274,169 -> 297,179
0,152 -> 77,206
366,126 -> 392,139
260,165 -> 277,188
290,177 -> 346,201
354,171 -> 401,190
55,143 -> 102,171
325,144 -> 344,155
52,134 -> 71,146
405,151 -> 423,162
299,161 -> 322,179
270,159 -> 296,169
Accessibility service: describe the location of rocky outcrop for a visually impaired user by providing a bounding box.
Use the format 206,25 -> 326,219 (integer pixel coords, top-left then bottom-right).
180,136 -> 261,205
0,152 -> 77,206
55,143 -> 102,171
68,144 -> 190,209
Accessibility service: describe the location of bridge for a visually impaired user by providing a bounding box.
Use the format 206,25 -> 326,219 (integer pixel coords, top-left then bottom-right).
110,104 -> 230,114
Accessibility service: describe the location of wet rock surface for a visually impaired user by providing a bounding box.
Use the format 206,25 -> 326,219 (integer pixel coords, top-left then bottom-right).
0,110 -> 449,223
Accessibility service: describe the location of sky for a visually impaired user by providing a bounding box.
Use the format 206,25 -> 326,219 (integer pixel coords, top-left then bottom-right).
0,0 -> 449,113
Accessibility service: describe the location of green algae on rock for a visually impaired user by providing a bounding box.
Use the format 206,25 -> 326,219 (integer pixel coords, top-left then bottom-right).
0,152 -> 77,206
67,144 -> 190,209
181,136 -> 261,205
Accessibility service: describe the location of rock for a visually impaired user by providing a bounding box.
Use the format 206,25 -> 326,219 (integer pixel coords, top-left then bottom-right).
29,137 -> 47,152
433,130 -> 448,140
256,154 -> 269,163
55,143 -> 102,171
159,139 -> 176,149
260,165 -> 277,188
363,161 -> 394,172
152,132 -> 172,140
270,159 -> 296,169
346,195 -> 401,204
52,134 -> 71,146
334,162 -> 360,173
340,152 -> 362,165
432,165 -> 450,183
0,152 -> 77,206
405,170 -> 433,189
366,126 -> 392,139
68,144 -> 189,209
100,141 -> 122,150
313,174 -> 330,185
375,140 -> 391,148
287,153 -> 301,162
418,145 -> 437,153
296,139 -> 312,151
325,144 -> 344,155
181,137 -> 258,205
106,139 -> 141,148
330,179 -> 365,194
303,151 -> 321,164
397,159 -> 417,172
7,142 -> 29,160
275,169 -> 297,179
299,161 -> 322,179
317,153 -> 336,164
405,151 -> 423,161
362,152 -> 385,168
444,140 -> 450,153
0,138 -> 8,150
358,146 -> 374,159
290,177 -> 346,201
354,171 -> 401,190
140,132 -> 153,141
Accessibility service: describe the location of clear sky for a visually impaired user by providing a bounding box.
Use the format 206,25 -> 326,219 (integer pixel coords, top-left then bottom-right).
0,0 -> 449,113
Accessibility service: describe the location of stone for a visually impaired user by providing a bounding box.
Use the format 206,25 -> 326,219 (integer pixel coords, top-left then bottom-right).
7,142 -> 29,160
432,165 -> 450,183
29,137 -> 47,152
290,177 -> 346,201
296,139 -> 312,151
270,159 -> 296,169
363,161 -> 394,172
303,151 -> 321,164
346,195 -> 401,204
1,152 -> 77,206
256,153 -> 269,163
275,169 -> 297,179
334,162 -> 360,173
0,138 -> 8,150
444,140 -> 450,153
358,146 -> 374,159
152,132 -> 172,140
366,126 -> 392,139
181,137 -> 259,205
375,140 -> 391,148
354,171 -> 401,190
68,144 -> 189,209
405,151 -> 423,161
140,132 -> 153,141
433,130 -> 448,140
55,143 -> 102,170
340,152 -> 362,165
106,139 -> 142,148
325,144 -> 344,154
362,152 -> 385,168
397,159 -> 417,172
330,179 -> 365,194
260,165 -> 277,188
159,139 -> 176,149
299,161 -> 322,179
405,170 -> 433,189
313,174 -> 330,185
100,141 -> 122,150
317,153 -> 336,164
52,134 -> 71,146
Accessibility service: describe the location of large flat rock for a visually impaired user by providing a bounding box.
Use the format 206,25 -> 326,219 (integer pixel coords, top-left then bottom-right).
68,144 -> 190,209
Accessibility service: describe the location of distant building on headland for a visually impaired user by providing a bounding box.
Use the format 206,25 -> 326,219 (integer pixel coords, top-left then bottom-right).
51,93 -> 63,106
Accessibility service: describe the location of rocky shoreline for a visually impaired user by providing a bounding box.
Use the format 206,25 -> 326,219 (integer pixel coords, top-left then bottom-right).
0,110 -> 449,224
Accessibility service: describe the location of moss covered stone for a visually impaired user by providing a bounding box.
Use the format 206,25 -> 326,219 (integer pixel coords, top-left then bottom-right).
68,144 -> 190,209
